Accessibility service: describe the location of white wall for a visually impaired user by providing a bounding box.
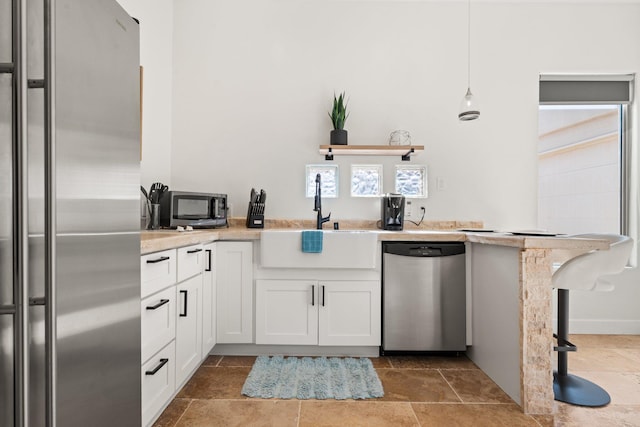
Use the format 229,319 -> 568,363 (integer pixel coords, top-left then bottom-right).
166,1 -> 640,332
116,0 -> 173,190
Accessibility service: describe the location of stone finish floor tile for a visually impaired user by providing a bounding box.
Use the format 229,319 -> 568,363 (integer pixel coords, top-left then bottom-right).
387,354 -> 479,370
570,371 -> 640,405
176,366 -> 251,399
217,355 -> 257,367
369,356 -> 393,368
569,334 -> 640,349
299,401 -> 419,427
153,335 -> 640,426
411,403 -> 540,427
201,355 -> 222,367
176,399 -> 300,427
440,369 -> 514,403
564,348 -> 639,372
375,369 -> 460,402
553,403 -> 640,427
153,398 -> 191,427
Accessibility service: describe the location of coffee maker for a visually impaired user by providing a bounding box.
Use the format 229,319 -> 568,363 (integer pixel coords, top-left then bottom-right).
381,193 -> 405,230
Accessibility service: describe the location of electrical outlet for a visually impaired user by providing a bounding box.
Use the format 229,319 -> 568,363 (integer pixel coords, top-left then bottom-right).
436,177 -> 446,191
404,200 -> 413,219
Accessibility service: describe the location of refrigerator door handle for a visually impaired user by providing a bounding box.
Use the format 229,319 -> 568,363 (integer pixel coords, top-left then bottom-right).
43,0 -> 57,425
13,0 -> 29,425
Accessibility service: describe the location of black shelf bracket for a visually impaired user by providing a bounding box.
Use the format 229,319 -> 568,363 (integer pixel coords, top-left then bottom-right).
325,147 -> 334,161
401,148 -> 415,161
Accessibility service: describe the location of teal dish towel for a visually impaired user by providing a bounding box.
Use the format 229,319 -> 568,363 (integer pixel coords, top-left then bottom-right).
301,230 -> 323,253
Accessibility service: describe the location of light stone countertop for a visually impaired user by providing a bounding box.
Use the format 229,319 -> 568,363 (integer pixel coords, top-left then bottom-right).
140,219 -> 610,254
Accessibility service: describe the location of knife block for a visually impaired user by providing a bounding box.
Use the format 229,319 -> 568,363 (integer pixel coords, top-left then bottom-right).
246,202 -> 265,228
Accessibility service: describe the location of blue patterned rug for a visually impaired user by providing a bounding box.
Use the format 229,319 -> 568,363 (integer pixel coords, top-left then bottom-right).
241,356 -> 384,400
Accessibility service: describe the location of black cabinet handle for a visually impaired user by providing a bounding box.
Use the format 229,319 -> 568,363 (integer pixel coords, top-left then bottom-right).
146,299 -> 169,310
146,256 -> 170,264
145,358 -> 169,375
322,286 -> 325,307
187,248 -> 202,254
179,290 -> 188,317
205,249 -> 212,272
311,285 -> 315,306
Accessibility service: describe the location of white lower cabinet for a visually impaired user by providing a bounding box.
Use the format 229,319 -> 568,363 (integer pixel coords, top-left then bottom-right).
319,280 -> 381,346
202,242 -> 217,355
175,274 -> 203,388
216,241 -> 253,343
255,279 -> 381,346
256,280 -> 318,345
142,341 -> 175,427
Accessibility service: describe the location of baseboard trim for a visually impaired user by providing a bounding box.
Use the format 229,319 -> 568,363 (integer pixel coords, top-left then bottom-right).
569,319 -> 640,334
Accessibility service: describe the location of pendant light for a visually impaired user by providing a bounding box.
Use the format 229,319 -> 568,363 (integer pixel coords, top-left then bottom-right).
459,0 -> 480,121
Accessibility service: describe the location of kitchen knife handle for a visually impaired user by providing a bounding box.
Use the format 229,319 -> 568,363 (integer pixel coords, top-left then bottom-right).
311,285 -> 315,306
145,358 -> 169,376
205,249 -> 212,271
146,299 -> 169,310
147,256 -> 170,264
187,248 -> 202,254
179,290 -> 188,317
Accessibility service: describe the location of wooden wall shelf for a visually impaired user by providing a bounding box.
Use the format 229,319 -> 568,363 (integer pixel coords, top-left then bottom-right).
319,145 -> 424,161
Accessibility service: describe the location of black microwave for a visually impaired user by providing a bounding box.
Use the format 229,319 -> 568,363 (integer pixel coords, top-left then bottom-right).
159,191 -> 227,228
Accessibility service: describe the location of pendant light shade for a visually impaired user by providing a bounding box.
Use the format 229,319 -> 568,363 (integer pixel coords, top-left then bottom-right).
459,0 -> 480,121
459,88 -> 480,121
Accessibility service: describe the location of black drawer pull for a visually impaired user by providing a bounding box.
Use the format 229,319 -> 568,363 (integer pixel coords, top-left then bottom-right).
322,286 -> 325,307
146,256 -> 170,264
187,248 -> 202,254
145,358 -> 169,375
179,290 -> 188,317
205,249 -> 212,271
146,299 -> 169,310
311,285 -> 315,306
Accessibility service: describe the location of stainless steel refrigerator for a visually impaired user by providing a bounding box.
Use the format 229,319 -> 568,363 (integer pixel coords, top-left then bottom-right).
1,0 -> 141,425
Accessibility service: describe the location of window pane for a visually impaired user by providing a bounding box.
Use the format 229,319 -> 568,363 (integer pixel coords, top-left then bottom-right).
306,165 -> 338,198
537,105 -> 621,234
351,165 -> 382,197
395,165 -> 427,197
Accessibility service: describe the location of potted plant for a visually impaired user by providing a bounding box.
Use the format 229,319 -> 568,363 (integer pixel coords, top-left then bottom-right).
328,92 -> 349,145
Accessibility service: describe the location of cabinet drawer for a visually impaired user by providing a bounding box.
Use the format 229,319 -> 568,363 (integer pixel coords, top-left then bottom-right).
141,249 -> 177,298
177,244 -> 204,282
141,286 -> 177,363
142,341 -> 175,427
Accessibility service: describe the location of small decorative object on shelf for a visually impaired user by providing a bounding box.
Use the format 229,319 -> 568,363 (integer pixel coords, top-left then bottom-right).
328,91 -> 349,145
389,130 -> 411,146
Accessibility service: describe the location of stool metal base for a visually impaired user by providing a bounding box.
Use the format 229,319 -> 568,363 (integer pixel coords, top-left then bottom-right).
553,371 -> 611,407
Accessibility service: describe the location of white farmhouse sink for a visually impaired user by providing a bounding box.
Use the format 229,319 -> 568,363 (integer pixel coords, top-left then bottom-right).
260,230 -> 378,269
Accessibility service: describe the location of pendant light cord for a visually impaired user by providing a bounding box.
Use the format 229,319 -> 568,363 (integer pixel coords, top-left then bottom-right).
467,0 -> 471,89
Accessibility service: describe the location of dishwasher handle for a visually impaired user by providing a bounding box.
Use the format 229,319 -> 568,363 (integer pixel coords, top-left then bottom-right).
383,242 -> 465,257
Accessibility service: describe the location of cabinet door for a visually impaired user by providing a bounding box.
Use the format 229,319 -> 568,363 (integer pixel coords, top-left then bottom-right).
318,280 -> 381,346
141,286 -> 176,364
255,280 -> 318,345
175,274 -> 203,388
201,242 -> 217,357
216,242 -> 253,343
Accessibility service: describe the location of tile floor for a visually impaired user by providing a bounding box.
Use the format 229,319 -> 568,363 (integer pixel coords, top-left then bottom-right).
153,335 -> 640,427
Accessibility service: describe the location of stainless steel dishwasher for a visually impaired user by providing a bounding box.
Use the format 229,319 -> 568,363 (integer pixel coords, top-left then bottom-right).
382,242 -> 466,354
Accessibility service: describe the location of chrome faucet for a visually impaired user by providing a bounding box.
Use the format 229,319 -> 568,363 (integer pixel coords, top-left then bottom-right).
314,173 -> 331,230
